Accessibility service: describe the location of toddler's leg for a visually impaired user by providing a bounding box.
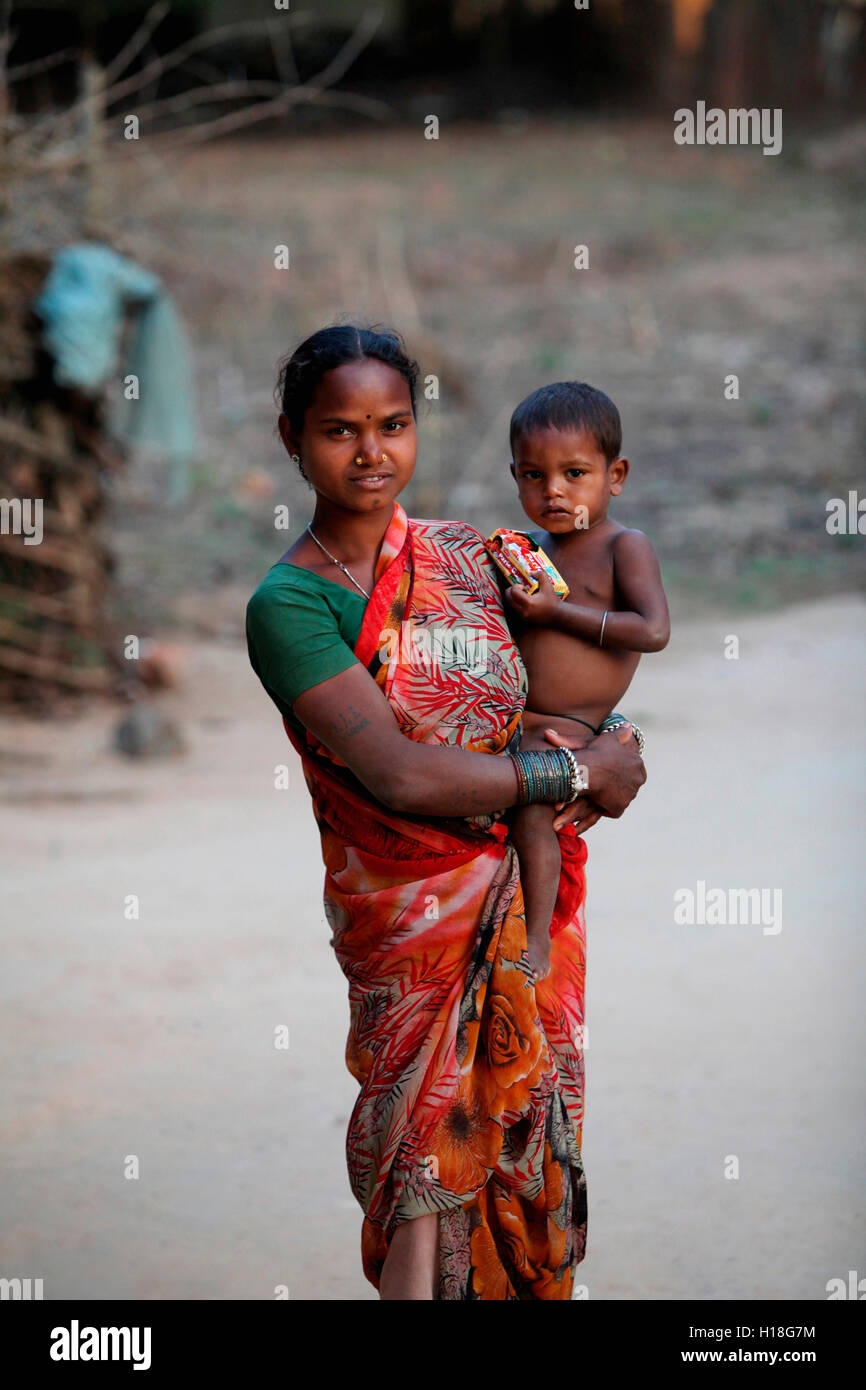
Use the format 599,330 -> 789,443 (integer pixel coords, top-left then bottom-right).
511,802 -> 561,982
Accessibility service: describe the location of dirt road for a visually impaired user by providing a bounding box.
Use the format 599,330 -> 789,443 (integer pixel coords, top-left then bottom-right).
1,595 -> 863,1300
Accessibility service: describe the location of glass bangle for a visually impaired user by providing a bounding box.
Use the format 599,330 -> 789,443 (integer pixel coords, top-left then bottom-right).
510,748 -> 573,806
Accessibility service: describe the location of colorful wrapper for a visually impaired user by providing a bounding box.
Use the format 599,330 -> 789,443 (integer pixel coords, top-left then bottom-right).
485,528 -> 570,599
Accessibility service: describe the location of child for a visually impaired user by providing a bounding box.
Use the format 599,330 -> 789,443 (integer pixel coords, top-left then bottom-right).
498,381 -> 670,981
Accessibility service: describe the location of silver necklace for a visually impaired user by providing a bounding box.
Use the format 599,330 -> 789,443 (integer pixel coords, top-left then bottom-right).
306,524 -> 371,599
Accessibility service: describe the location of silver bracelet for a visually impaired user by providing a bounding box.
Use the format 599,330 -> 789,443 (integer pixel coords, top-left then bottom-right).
598,715 -> 645,758
560,746 -> 589,802
598,610 -> 608,646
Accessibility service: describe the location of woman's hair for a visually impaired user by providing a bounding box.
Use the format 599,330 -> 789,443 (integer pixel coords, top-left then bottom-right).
275,324 -> 420,437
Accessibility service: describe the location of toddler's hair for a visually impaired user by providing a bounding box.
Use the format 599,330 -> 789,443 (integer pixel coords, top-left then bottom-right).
276,324 -> 419,436
509,381 -> 622,464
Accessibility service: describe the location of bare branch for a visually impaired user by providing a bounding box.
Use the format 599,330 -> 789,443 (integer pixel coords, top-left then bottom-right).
292,88 -> 390,120
14,11 -> 339,146
0,417 -> 85,472
0,638 -> 113,692
377,219 -> 424,337
300,7 -> 383,95
6,44 -> 80,82
128,78 -> 388,127
130,10 -> 387,150
100,0 -> 170,88
2,9 -> 389,184
145,83 -> 387,152
90,13 -> 324,109
114,79 -> 286,123
266,15 -> 299,87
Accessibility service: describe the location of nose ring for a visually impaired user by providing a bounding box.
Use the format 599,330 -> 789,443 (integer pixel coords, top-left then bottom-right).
381,453 -> 388,463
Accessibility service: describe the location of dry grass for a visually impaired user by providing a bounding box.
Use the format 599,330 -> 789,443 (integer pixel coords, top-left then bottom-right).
84,115 -> 865,629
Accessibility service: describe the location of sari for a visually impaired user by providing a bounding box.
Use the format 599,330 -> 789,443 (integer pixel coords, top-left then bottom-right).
282,503 -> 590,1299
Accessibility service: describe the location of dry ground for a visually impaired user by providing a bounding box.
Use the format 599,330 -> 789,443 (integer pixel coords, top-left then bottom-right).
1,593 -> 863,1300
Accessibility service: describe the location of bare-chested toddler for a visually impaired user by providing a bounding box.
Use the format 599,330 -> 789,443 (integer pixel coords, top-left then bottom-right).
500,382 -> 670,981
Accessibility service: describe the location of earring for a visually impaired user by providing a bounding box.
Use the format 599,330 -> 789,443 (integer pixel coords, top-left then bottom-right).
291,453 -> 307,479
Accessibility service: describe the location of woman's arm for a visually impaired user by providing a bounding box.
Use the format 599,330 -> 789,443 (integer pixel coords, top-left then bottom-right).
292,663 -> 645,818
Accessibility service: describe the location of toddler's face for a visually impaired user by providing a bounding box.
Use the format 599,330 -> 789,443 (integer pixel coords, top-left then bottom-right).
511,426 -> 622,534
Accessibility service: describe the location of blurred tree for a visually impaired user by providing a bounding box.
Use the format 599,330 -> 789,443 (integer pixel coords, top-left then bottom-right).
672,0 -> 714,53
6,0 -> 860,116
395,0 -> 671,107
699,0 -> 862,108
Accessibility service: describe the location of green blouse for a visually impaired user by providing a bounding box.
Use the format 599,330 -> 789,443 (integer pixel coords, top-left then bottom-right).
245,563 -> 367,726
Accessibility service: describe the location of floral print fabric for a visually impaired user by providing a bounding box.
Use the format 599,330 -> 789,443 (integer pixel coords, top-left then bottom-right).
283,504 -> 589,1299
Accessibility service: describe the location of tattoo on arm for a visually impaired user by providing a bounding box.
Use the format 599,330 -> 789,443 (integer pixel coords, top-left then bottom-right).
331,704 -> 372,740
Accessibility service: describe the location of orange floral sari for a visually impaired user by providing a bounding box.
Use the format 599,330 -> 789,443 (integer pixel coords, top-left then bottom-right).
283,503 -> 589,1299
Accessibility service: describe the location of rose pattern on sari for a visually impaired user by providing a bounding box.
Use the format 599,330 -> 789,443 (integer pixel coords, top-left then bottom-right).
282,503 -> 589,1299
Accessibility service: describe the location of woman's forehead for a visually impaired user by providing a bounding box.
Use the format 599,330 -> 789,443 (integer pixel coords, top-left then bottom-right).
310,358 -> 411,413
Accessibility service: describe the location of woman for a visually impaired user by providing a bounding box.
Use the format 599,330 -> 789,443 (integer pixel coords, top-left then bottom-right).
245,325 -> 645,1300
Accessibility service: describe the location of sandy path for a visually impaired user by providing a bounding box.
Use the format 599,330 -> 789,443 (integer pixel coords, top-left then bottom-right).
1,596 -> 863,1300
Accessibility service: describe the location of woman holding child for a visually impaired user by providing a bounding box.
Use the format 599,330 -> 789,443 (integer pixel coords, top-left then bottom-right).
245,325 -> 647,1301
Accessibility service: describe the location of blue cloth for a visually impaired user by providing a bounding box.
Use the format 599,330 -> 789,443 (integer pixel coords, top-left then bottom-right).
34,242 -> 197,499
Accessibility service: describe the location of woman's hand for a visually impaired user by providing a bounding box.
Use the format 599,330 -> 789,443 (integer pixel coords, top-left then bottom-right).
544,722 -> 645,830
552,793 -> 603,834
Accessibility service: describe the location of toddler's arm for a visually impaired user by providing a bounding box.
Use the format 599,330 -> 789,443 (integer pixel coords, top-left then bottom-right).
506,529 -> 670,652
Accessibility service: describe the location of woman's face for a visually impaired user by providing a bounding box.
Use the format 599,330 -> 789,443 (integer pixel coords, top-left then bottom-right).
281,358 -> 417,513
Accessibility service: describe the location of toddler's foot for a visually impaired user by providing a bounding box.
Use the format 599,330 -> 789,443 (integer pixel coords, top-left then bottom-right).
526,933 -> 551,982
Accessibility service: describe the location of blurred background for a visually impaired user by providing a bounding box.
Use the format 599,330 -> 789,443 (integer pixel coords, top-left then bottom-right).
1,0 -> 864,1302
2,0 -> 865,687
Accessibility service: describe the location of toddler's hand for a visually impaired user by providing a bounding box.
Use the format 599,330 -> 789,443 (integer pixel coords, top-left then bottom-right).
505,573 -> 560,624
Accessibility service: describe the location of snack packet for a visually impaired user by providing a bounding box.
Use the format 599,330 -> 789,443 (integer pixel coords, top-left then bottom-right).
485,528 -> 569,599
